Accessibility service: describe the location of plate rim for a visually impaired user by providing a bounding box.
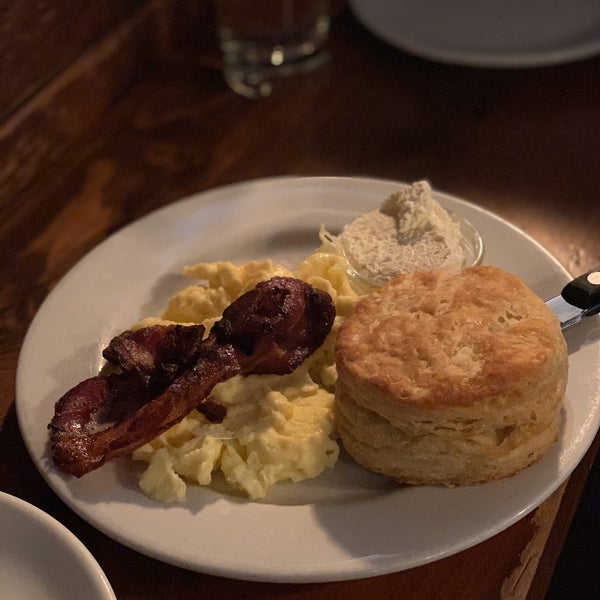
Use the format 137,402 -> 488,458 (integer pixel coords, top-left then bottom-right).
348,0 -> 600,68
0,491 -> 116,600
15,175 -> 600,582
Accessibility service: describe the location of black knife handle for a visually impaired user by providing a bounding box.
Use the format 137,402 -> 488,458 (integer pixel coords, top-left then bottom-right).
561,267 -> 600,310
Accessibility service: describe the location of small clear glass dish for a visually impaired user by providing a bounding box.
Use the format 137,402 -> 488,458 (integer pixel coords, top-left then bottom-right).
457,212 -> 485,268
343,211 -> 485,291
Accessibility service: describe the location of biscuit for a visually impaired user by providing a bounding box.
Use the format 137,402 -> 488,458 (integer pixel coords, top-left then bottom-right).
334,266 -> 568,486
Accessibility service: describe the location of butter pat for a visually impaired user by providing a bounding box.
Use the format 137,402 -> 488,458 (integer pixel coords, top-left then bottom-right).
339,181 -> 465,286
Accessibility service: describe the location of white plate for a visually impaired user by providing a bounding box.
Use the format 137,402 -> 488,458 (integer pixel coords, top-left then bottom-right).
349,0 -> 600,67
0,492 -> 115,600
16,176 -> 600,582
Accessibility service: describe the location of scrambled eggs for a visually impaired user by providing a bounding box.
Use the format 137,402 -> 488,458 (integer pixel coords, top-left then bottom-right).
131,231 -> 363,501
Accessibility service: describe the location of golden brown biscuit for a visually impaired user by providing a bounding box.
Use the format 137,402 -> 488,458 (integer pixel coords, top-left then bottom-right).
334,266 -> 568,486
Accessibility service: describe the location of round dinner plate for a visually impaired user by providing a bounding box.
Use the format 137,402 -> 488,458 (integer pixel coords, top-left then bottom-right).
0,491 -> 116,600
349,0 -> 600,67
16,176 -> 600,582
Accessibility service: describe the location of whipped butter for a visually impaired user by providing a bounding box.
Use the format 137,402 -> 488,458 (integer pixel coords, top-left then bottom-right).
339,181 -> 465,286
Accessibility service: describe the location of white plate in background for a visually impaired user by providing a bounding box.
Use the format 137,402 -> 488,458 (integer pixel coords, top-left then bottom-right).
16,176 -> 600,582
0,492 -> 116,600
349,0 -> 600,67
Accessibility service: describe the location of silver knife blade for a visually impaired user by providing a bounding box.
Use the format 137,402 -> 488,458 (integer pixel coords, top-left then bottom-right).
546,294 -> 590,330
545,267 -> 600,330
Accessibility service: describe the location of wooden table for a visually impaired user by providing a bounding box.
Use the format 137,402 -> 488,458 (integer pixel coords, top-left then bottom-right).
1,3 -> 599,599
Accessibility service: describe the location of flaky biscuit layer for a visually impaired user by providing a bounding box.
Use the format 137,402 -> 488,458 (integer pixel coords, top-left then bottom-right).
334,266 -> 568,486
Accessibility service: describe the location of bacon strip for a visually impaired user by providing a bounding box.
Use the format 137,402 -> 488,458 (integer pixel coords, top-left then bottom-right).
49,277 -> 335,477
102,322 -> 206,382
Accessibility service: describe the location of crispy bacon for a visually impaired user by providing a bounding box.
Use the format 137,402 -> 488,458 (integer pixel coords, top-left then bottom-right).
102,322 -> 206,391
49,277 -> 335,477
213,275 -> 336,375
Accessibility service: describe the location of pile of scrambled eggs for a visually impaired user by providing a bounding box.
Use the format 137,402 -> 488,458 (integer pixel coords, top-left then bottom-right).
131,231 -> 363,502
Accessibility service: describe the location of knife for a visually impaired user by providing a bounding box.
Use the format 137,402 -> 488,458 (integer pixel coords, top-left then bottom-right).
545,267 -> 600,330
